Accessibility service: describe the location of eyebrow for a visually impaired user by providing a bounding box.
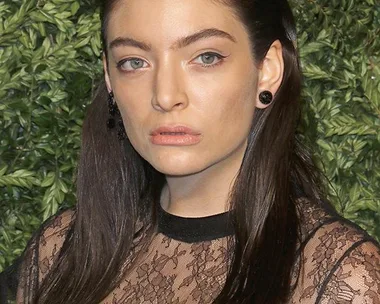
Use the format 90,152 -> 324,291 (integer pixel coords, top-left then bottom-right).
108,28 -> 237,51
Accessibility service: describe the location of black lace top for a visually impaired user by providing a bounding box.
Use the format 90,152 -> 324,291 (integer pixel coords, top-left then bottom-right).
14,197 -> 380,303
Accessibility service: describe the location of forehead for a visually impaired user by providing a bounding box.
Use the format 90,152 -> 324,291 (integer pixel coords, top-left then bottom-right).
106,0 -> 246,47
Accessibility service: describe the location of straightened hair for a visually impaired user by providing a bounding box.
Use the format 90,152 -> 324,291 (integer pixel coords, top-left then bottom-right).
33,0 -> 324,303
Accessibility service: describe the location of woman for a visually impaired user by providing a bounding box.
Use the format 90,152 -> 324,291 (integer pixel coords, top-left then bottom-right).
16,0 -> 380,303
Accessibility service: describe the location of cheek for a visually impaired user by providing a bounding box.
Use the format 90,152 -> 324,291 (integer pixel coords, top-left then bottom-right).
222,89 -> 255,123
189,58 -> 257,134
205,77 -> 257,141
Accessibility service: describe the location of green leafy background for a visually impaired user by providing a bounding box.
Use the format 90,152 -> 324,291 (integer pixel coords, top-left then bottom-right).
0,0 -> 379,272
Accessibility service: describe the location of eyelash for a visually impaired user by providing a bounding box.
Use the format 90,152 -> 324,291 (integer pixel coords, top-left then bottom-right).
116,52 -> 227,73
194,52 -> 227,68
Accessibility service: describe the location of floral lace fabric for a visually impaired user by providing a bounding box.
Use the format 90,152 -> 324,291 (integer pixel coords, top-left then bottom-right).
16,197 -> 380,303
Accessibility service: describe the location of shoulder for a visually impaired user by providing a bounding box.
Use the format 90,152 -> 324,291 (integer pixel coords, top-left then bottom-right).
291,197 -> 380,303
16,208 -> 75,302
327,240 -> 380,303
37,208 -> 75,282
39,208 -> 75,245
314,226 -> 380,304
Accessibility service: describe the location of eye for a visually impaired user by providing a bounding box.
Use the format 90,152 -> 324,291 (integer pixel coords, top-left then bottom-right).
117,58 -> 148,72
193,52 -> 227,68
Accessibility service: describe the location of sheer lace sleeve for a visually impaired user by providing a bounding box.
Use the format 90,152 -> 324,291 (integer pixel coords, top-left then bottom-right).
16,209 -> 74,303
36,209 -> 74,284
291,210 -> 380,304
16,224 -> 41,304
318,240 -> 380,304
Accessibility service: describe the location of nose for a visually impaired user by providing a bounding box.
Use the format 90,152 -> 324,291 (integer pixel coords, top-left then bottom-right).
152,62 -> 189,112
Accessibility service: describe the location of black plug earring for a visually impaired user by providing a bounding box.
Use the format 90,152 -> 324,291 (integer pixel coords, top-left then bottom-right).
259,90 -> 273,105
106,91 -> 127,140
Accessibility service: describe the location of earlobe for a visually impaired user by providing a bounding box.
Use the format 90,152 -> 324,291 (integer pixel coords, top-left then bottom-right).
256,40 -> 284,109
103,54 -> 112,93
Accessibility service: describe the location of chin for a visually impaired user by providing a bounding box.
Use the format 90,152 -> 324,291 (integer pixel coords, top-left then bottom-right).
150,156 -> 208,177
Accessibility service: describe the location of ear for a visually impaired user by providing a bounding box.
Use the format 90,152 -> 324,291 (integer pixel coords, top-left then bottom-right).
103,53 -> 112,93
256,40 -> 284,109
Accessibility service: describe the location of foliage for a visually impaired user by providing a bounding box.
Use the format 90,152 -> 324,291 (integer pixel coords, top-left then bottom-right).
292,0 -> 380,238
0,0 -> 379,273
0,0 -> 101,272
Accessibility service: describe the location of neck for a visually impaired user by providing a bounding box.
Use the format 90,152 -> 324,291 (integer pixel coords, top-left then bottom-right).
161,144 -> 246,218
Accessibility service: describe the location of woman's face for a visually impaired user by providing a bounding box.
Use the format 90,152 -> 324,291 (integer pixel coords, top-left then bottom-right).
104,0 -> 259,176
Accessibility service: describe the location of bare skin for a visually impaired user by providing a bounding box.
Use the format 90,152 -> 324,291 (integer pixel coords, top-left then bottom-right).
103,0 -> 284,217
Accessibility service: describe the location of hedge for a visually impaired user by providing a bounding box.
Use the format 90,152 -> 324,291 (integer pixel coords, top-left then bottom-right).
0,0 -> 379,273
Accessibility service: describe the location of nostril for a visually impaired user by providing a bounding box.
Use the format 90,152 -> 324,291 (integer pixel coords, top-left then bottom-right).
173,102 -> 184,108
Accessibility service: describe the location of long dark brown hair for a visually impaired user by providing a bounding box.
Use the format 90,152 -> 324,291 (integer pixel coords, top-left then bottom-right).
33,0 -> 324,303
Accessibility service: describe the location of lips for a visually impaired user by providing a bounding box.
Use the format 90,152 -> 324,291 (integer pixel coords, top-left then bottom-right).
150,125 -> 201,146
151,126 -> 200,136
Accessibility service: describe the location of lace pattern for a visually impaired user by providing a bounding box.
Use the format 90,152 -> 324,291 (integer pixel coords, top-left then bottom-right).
103,235 -> 230,304
16,198 -> 380,303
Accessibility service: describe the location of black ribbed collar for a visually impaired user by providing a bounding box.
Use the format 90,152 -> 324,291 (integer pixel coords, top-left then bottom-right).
157,204 -> 234,243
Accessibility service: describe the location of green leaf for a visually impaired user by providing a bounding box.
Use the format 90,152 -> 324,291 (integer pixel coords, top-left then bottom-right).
41,172 -> 55,187
0,165 -> 8,177
70,2 -> 80,15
